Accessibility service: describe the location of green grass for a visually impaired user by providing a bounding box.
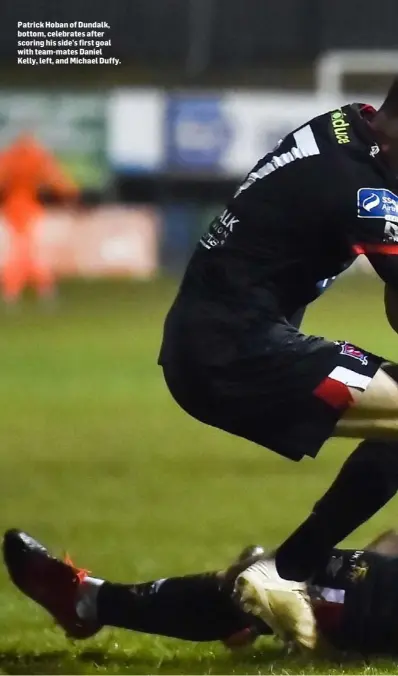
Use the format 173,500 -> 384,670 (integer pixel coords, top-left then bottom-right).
0,274 -> 397,674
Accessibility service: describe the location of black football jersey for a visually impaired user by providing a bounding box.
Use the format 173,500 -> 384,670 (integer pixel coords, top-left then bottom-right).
159,104 -> 398,365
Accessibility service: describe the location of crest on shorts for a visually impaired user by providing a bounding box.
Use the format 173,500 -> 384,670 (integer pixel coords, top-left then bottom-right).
335,341 -> 368,366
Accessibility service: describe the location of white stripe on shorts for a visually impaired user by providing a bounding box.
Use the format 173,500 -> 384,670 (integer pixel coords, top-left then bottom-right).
328,366 -> 372,392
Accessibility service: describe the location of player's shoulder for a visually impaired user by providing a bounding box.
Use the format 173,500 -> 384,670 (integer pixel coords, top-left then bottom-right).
257,102 -> 374,172
305,103 -> 371,155
312,104 -> 392,190
233,103 -> 385,204
333,105 -> 398,207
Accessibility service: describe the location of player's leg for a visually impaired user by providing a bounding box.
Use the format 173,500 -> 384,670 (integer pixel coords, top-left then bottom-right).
90,573 -> 260,644
28,219 -> 56,301
2,529 -> 267,645
275,361 -> 398,587
335,364 -> 398,437
162,351 -> 333,651
2,227 -> 29,303
161,337 -> 398,651
230,343 -> 398,649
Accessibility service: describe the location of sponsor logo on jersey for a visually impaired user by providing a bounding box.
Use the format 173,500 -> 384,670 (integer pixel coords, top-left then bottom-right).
384,220 -> 398,243
331,108 -> 351,144
358,188 -> 398,222
200,209 -> 239,249
335,341 -> 368,366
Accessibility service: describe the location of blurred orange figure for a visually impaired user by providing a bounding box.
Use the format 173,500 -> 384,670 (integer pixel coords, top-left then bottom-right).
0,134 -> 78,303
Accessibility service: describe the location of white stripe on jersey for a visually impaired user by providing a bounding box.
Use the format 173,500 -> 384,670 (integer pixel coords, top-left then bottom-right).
235,124 -> 320,196
293,125 -> 321,157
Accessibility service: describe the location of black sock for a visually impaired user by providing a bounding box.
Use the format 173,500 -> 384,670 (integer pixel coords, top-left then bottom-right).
96,572 -> 261,642
276,440 -> 398,581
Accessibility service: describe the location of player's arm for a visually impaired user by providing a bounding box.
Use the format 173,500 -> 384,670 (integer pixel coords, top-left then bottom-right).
351,187 -> 398,332
365,253 -> 398,333
39,148 -> 79,200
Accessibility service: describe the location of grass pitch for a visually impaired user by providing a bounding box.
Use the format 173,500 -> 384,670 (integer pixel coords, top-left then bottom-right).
0,274 -> 397,674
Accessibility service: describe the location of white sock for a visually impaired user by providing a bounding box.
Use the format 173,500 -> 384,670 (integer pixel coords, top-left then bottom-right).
75,576 -> 104,621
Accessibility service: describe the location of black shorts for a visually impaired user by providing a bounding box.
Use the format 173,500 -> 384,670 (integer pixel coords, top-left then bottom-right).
161,328 -> 384,462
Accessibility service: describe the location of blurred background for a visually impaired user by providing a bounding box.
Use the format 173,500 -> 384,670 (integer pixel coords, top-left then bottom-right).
0,2 -> 398,671
1,0 -> 397,288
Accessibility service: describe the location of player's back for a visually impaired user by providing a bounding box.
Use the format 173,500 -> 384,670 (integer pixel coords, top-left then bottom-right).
160,104 -> 395,367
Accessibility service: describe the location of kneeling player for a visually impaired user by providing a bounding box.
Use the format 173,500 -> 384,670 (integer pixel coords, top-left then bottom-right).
4,528 -> 398,658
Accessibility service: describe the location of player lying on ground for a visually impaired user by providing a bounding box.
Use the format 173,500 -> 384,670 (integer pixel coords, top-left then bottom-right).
158,76 -> 398,648
5,528 -> 398,658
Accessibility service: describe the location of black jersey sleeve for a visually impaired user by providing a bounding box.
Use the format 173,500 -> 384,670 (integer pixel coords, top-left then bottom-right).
344,186 -> 398,288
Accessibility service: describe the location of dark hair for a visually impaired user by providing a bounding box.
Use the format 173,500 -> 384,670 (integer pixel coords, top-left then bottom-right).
381,78 -> 398,114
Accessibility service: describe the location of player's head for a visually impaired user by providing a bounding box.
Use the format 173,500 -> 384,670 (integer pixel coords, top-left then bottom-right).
370,78 -> 398,167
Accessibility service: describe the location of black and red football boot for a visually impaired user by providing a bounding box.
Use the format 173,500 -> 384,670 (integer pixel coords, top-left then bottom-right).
3,528 -> 101,639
